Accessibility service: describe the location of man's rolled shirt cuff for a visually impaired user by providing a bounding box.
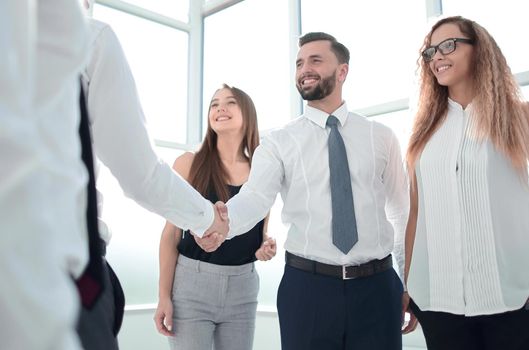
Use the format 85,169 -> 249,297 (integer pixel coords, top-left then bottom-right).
182,202 -> 214,237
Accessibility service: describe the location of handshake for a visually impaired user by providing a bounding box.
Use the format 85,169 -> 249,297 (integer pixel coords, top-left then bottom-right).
192,201 -> 229,253
193,201 -> 276,260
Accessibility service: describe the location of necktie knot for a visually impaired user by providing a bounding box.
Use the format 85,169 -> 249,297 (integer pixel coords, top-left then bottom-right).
326,115 -> 339,128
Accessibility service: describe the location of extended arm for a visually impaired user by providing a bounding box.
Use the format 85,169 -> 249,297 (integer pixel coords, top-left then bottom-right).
383,132 -> 410,282
84,22 -> 215,234
402,171 -> 419,334
154,153 -> 192,336
154,221 -> 182,336
195,136 -> 283,252
226,136 -> 284,238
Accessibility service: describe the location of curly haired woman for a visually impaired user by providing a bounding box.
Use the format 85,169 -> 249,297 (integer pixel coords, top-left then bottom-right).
403,16 -> 529,350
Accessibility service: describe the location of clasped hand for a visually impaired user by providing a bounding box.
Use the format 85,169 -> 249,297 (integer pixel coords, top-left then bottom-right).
192,201 -> 229,252
255,236 -> 276,261
192,202 -> 277,261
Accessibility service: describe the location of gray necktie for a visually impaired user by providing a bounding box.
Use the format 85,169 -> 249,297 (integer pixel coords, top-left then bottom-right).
327,115 -> 358,254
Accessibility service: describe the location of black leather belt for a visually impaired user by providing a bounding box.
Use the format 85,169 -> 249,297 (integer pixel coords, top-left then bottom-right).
285,251 -> 392,280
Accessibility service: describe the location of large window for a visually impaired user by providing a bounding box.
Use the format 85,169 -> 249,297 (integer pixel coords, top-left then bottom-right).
93,3 -> 191,306
120,0 -> 189,21
203,0 -> 291,132
301,0 -> 427,110
371,109 -> 414,154
97,147 -> 182,305
203,0 -> 291,308
94,5 -> 189,143
442,0 -> 529,74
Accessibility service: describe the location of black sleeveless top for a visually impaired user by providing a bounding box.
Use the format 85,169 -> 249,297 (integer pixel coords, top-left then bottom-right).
178,184 -> 264,266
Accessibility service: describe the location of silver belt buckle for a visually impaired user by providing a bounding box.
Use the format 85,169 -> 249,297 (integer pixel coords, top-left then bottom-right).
342,265 -> 354,280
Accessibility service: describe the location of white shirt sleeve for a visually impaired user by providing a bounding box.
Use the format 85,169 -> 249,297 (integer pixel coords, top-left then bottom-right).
85,22 -> 213,233
226,135 -> 284,238
0,1 -> 86,349
383,131 -> 409,283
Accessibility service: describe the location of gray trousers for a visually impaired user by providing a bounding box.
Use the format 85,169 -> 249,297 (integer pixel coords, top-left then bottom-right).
169,255 -> 259,350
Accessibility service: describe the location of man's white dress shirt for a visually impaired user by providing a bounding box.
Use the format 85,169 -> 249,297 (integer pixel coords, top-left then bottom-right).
227,103 -> 409,276
82,19 -> 214,243
1,2 -> 88,349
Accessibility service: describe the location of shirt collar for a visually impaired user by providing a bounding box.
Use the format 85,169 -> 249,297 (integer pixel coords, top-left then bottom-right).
304,102 -> 349,129
448,97 -> 473,112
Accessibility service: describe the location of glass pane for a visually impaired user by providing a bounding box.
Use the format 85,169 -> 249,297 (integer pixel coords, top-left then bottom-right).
203,0 -> 291,132
442,0 -> 529,74
204,0 -> 291,308
101,147 -> 185,305
301,0 -> 428,110
120,0 -> 189,22
93,5 -> 189,143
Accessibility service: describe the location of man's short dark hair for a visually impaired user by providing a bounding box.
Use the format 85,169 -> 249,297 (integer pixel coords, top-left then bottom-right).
298,32 -> 350,64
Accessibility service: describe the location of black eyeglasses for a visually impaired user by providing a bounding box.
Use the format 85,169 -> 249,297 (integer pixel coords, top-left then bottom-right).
421,38 -> 474,62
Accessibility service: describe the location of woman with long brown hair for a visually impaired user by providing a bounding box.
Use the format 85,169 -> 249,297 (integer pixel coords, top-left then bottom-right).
402,16 -> 529,349
153,84 -> 276,350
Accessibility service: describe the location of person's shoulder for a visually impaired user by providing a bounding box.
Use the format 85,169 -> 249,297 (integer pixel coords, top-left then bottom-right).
88,18 -> 108,31
348,111 -> 398,141
353,112 -> 393,135
172,152 -> 195,180
371,119 -> 393,135
262,116 -> 307,145
87,18 -> 110,40
346,111 -> 377,130
279,115 -> 319,136
87,18 -> 119,47
269,115 -> 305,132
345,111 -> 368,125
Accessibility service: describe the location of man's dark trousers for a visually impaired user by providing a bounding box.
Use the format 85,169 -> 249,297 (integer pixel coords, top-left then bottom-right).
277,261 -> 403,350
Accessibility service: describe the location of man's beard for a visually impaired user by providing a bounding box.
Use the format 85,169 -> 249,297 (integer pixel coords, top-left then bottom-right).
297,71 -> 337,101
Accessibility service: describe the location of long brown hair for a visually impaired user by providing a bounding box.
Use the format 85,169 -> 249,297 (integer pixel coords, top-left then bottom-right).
188,84 -> 259,202
407,16 -> 529,178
